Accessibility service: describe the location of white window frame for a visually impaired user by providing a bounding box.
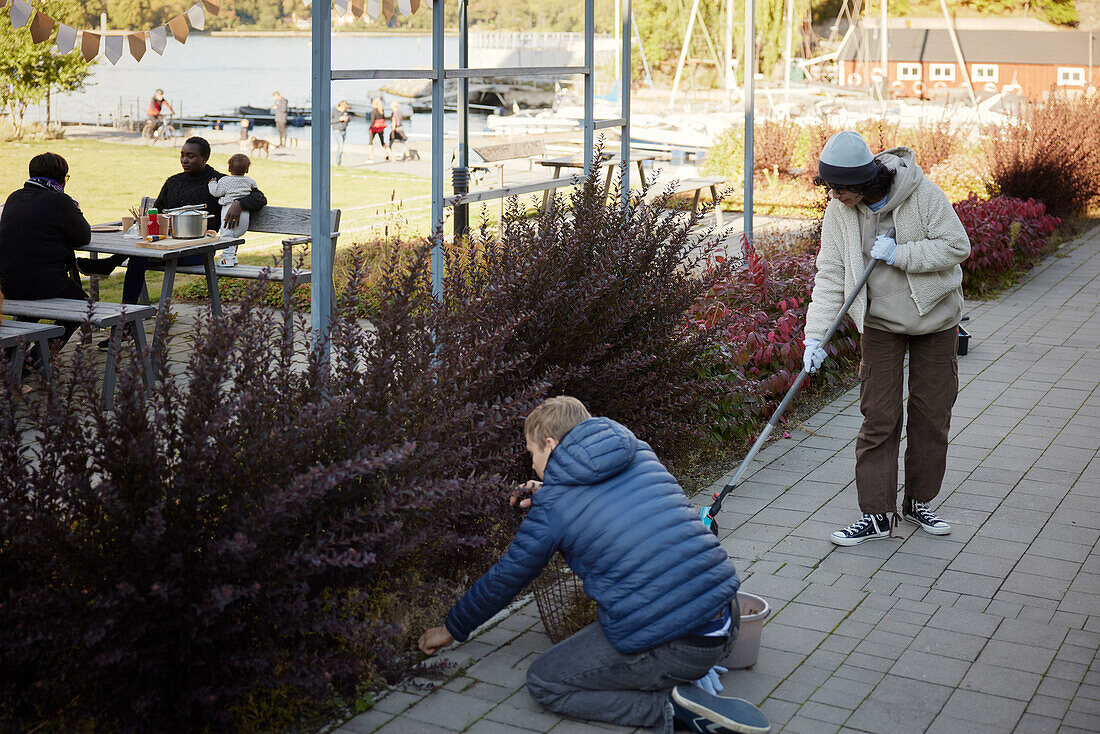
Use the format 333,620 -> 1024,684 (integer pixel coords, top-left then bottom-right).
1057,67 -> 1085,86
972,64 -> 998,82
896,63 -> 922,81
930,63 -> 956,81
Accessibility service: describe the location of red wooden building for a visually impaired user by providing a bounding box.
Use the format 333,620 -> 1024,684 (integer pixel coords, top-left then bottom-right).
838,19 -> 1099,100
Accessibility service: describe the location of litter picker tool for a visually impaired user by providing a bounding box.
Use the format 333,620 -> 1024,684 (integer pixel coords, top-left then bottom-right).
701,229 -> 892,535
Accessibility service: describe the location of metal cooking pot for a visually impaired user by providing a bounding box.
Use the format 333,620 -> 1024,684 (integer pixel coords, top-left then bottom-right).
164,206 -> 207,238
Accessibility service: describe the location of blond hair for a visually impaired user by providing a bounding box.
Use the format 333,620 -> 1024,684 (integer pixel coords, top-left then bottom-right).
525,396 -> 591,444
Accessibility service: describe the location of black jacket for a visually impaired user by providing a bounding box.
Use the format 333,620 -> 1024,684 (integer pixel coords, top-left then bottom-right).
154,165 -> 267,231
0,183 -> 91,300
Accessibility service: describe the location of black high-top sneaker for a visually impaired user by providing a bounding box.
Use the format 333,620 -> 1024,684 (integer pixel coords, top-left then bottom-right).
830,513 -> 891,546
903,498 -> 951,535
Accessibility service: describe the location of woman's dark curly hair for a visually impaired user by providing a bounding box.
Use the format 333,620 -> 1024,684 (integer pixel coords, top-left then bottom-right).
814,159 -> 896,202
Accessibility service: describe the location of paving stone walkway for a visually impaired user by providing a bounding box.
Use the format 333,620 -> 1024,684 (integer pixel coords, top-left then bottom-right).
339,225 -> 1098,734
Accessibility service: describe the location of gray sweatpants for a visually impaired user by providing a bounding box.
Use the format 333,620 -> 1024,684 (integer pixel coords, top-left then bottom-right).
525,607 -> 739,733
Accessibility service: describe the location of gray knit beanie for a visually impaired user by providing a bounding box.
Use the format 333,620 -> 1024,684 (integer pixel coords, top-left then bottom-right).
817,131 -> 877,186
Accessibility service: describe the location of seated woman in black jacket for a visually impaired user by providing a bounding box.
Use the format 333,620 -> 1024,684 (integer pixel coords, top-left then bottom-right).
78,136 -> 267,304
0,152 -> 91,347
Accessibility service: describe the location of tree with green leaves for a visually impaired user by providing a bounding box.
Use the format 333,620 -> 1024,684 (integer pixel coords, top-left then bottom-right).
1,0 -> 95,135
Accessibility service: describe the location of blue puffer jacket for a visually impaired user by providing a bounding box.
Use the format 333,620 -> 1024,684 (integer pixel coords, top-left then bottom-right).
445,417 -> 740,654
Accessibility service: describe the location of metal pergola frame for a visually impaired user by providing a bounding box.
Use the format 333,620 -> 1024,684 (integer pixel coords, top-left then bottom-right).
309,0 -> 634,342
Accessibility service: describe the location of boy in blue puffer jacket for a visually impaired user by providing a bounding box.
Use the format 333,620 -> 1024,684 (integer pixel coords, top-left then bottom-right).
419,397 -> 770,734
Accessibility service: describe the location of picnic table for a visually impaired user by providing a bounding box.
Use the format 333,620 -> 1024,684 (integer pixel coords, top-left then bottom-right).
537,153 -> 657,211
83,225 -> 244,341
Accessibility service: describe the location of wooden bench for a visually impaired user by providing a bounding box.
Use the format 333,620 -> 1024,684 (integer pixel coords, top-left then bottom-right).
0,320 -> 65,386
453,137 -> 548,181
653,177 -> 727,225
142,204 -> 341,310
2,299 -> 156,408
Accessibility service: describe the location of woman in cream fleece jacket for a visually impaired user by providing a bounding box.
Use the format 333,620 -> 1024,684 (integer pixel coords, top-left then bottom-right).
804,131 -> 971,547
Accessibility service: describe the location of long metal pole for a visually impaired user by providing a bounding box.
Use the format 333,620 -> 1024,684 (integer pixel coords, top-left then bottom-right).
614,0 -> 621,82
621,0 -> 631,208
584,0 -> 594,174
725,0 -> 735,106
938,0 -> 977,107
668,0 -> 702,110
743,0 -> 755,244
631,11 -> 654,89
454,0 -> 470,241
880,0 -> 888,110
310,0 -> 333,343
431,0 -> 445,295
784,0 -> 795,103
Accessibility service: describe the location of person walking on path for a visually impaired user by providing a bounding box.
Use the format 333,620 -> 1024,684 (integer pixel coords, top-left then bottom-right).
367,97 -> 389,161
272,91 -> 289,148
388,101 -> 411,161
804,131 -> 971,546
331,100 -> 350,166
419,397 -> 771,734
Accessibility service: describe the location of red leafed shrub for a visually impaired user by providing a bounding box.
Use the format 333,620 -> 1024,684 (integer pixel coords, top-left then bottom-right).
689,240 -> 860,441
984,93 -> 1100,218
953,194 -> 1061,298
754,119 -> 797,175
0,156 -> 730,731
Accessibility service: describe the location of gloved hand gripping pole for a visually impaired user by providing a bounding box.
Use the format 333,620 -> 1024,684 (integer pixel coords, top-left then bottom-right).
702,252 -> 883,534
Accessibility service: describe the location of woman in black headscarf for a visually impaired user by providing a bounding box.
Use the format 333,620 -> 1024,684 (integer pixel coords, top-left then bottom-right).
0,152 -> 91,346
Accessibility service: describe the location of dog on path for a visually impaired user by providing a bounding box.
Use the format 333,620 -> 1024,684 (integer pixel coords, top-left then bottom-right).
250,137 -> 271,158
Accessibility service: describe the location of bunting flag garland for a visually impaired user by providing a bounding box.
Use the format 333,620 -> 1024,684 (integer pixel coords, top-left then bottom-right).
149,25 -> 168,55
167,14 -> 189,43
80,31 -> 100,61
128,32 -> 146,61
9,0 -> 32,27
28,11 -> 54,43
104,33 -> 124,63
5,0 -> 436,63
56,23 -> 77,53
186,3 -> 205,30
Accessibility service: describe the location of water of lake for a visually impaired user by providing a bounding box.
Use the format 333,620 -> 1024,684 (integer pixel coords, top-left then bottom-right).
40,34 -> 491,144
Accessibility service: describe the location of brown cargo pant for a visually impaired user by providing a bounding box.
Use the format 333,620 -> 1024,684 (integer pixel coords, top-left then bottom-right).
855,326 -> 959,515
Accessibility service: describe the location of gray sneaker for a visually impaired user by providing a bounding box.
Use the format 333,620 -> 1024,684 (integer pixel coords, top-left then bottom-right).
670,685 -> 771,733
903,498 -> 951,535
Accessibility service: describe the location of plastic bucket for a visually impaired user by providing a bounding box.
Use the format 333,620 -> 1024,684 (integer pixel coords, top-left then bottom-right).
725,591 -> 771,669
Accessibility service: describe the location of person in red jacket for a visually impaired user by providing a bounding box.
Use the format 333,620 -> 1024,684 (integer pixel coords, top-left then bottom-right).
143,89 -> 175,140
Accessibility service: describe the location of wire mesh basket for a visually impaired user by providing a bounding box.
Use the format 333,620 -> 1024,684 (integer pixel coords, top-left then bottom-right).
530,553 -> 598,643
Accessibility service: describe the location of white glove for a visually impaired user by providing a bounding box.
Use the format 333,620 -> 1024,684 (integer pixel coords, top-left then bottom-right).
692,665 -> 728,695
870,234 -> 898,265
803,338 -> 827,374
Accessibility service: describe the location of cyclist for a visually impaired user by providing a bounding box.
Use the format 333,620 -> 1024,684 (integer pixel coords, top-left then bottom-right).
144,90 -> 175,140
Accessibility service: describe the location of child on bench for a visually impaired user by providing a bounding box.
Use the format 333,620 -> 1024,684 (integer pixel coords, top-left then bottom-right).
208,153 -> 257,267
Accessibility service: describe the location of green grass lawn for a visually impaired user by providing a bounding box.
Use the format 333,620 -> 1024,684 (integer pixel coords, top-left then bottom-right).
1,137 -> 432,303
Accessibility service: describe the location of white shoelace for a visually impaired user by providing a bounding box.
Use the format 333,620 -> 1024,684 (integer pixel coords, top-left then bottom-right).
842,514 -> 877,534
908,502 -> 944,525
